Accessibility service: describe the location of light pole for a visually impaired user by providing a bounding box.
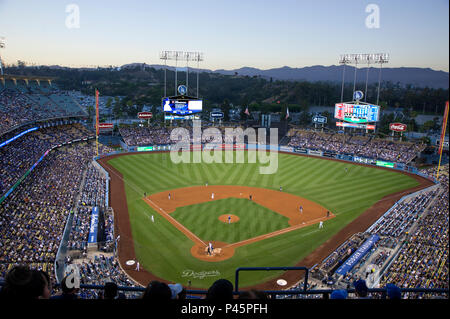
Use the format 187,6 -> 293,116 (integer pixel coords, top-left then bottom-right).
339,53 -> 389,104
160,51 -> 204,97
0,37 -> 6,76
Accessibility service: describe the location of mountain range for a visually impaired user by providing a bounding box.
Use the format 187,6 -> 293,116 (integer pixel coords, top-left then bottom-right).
121,63 -> 448,89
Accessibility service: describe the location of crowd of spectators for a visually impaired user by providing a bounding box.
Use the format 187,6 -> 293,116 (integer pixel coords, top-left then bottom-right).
367,191 -> 439,238
379,166 -> 448,295
310,164 -> 448,299
119,125 -> 249,147
78,163 -> 107,208
0,141 -> 105,284
76,255 -> 140,299
287,129 -> 426,164
0,123 -> 93,195
119,127 -> 171,146
0,81 -> 86,135
67,207 -> 91,252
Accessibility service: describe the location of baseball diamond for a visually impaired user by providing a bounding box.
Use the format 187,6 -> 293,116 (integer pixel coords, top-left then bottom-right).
1,2 -> 449,307
98,150 -> 432,290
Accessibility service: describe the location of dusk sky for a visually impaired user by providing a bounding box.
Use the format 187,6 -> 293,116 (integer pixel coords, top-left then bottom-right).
0,0 -> 448,71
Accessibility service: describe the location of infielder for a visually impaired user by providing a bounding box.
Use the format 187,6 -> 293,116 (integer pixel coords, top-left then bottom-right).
299,205 -> 303,214
135,261 -> 140,271
168,193 -> 171,200
211,192 -> 215,200
319,221 -> 324,229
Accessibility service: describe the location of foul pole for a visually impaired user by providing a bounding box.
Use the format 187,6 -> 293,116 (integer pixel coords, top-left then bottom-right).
436,101 -> 449,180
95,89 -> 99,157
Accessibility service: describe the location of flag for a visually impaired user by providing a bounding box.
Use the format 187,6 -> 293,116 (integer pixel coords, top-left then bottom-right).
285,107 -> 289,120
244,107 -> 250,116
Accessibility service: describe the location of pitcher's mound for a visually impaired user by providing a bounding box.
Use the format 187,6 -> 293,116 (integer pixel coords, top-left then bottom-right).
219,214 -> 239,224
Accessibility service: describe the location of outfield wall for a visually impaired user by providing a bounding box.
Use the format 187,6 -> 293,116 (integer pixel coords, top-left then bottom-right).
100,142 -> 436,184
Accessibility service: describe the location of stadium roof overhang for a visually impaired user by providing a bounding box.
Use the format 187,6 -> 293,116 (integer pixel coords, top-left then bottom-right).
0,74 -> 57,85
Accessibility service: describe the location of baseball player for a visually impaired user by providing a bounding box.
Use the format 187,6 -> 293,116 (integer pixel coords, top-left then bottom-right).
151,215 -> 154,223
211,192 -> 214,200
345,167 -> 348,173
279,186 -> 283,191
228,215 -> 231,224
208,242 -> 213,255
326,211 -> 330,218
168,193 -> 171,200
299,205 -> 303,214
319,221 -> 324,229
135,261 -> 140,271
205,181 -> 208,187
207,245 -> 211,256
249,194 -> 253,201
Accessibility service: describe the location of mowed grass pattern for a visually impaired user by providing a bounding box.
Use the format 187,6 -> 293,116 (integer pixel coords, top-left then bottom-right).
108,151 -> 419,288
170,198 -> 290,243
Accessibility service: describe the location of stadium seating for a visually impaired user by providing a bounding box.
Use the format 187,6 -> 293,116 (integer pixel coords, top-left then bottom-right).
0,79 -> 86,135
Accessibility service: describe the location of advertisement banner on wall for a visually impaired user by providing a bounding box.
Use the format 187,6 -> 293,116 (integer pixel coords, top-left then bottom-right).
279,146 -> 294,152
336,122 -> 376,130
322,152 -> 335,158
376,160 -> 395,168
88,207 -> 99,244
335,234 -> 380,276
308,150 -> 323,156
137,146 -> 153,152
353,156 -> 375,164
294,148 -> 308,154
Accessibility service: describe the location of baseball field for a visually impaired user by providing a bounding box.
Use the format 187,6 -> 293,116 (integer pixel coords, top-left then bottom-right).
99,150 -> 432,290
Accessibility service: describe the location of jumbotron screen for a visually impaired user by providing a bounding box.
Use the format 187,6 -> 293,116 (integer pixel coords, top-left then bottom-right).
163,98 -> 203,115
335,103 -> 380,123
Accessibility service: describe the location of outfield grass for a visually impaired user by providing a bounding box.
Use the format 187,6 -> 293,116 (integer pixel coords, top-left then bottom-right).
108,151 -> 420,288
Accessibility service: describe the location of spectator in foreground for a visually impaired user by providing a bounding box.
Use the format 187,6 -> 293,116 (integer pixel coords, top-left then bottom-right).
206,279 -> 234,300
354,279 -> 370,299
168,283 -> 186,300
386,283 -> 402,299
142,281 -> 172,300
330,289 -> 348,299
103,282 -> 125,300
50,275 -> 79,300
0,266 -> 51,299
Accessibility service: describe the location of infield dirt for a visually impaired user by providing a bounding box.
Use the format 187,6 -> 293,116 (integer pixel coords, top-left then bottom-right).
144,185 -> 333,262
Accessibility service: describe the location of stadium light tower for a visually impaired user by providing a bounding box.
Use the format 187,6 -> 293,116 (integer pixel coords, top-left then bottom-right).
339,53 -> 389,104
160,51 -> 204,97
0,37 -> 6,76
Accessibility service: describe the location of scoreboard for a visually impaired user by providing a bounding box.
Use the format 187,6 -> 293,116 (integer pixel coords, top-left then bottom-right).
335,103 -> 380,123
163,98 -> 202,115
